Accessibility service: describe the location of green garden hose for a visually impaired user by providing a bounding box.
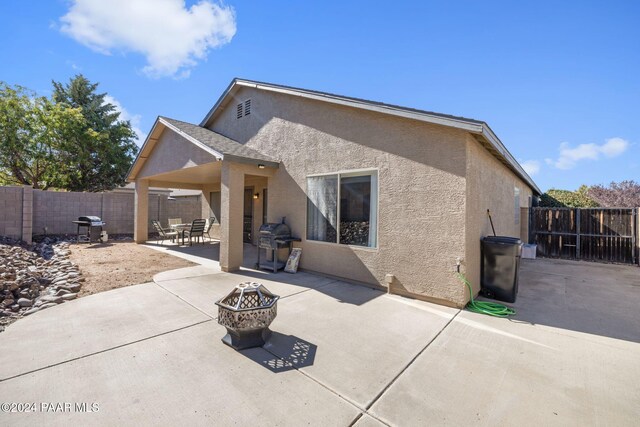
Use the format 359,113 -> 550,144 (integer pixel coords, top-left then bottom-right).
457,273 -> 516,318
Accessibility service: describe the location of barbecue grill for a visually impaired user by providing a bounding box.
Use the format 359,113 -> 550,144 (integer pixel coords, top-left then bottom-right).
72,216 -> 105,243
256,219 -> 300,272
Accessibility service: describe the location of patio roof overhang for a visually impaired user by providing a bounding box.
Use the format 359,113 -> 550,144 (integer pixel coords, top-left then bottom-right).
126,116 -> 279,184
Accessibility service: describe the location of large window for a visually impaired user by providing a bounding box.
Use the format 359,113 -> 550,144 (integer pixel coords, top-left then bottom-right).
306,171 -> 377,248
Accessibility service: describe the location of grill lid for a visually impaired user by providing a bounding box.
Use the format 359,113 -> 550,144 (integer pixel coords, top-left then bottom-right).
77,216 -> 105,226
259,222 -> 291,237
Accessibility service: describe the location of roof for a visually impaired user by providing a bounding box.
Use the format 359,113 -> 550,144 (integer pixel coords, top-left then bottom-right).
159,116 -> 278,165
126,116 -> 279,181
200,78 -> 541,195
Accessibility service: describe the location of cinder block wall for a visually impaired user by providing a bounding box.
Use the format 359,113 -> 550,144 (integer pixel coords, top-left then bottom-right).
0,186 -> 23,239
1,186 -> 203,240
166,196 -> 203,224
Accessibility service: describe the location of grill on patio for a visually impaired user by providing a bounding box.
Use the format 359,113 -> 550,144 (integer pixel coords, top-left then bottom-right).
72,216 -> 106,243
216,282 -> 279,350
256,220 -> 300,272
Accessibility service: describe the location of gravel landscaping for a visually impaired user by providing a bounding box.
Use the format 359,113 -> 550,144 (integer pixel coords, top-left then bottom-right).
0,236 -> 195,332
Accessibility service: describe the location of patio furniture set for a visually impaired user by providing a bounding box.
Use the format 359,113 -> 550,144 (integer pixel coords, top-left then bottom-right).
152,218 -> 214,246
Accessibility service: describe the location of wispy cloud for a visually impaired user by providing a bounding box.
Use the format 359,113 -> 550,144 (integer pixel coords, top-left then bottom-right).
521,160 -> 540,176
545,137 -> 629,170
59,0 -> 236,78
104,95 -> 146,145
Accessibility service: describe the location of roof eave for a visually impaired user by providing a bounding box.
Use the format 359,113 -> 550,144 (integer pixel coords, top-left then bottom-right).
199,78 -> 540,195
126,116 -> 163,182
479,125 -> 541,195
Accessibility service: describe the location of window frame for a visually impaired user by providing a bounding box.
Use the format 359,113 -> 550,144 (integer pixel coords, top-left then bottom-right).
305,168 -> 379,250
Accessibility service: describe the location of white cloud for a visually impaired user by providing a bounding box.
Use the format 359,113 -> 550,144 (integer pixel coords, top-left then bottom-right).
104,95 -> 146,145
545,137 -> 629,170
521,160 -> 540,176
59,0 -> 236,78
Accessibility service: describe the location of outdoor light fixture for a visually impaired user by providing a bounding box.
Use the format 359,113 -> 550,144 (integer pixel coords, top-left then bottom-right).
253,193 -> 260,199
258,164 -> 265,169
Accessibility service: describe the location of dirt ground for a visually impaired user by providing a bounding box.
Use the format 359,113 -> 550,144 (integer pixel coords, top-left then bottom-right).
69,241 -> 195,296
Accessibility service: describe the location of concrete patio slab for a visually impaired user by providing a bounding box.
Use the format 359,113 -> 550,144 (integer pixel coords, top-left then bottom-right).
369,309 -> 640,426
1,256 -> 637,426
264,280 -> 458,408
0,283 -> 210,381
0,322 -> 360,427
353,414 -> 387,426
369,258 -> 640,426
156,270 -> 339,318
517,259 -> 640,343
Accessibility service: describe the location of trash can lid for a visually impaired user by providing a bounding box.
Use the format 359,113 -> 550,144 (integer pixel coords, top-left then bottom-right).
483,235 -> 521,244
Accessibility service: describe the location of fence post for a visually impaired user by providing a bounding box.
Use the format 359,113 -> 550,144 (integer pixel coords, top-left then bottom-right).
576,209 -> 581,260
21,185 -> 33,244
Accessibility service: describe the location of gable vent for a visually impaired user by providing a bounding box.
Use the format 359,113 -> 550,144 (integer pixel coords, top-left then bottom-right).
244,99 -> 251,116
236,103 -> 243,119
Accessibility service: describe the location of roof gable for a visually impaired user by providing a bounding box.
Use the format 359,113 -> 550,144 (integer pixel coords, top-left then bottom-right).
200,78 -> 540,195
126,116 -> 278,182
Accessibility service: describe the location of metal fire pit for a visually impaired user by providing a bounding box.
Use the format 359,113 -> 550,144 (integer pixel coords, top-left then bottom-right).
216,282 -> 279,350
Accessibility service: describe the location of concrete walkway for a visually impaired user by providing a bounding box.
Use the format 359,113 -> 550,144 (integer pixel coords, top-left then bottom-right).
0,258 -> 638,426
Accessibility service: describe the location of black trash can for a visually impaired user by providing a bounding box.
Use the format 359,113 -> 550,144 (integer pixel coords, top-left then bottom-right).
481,236 -> 523,303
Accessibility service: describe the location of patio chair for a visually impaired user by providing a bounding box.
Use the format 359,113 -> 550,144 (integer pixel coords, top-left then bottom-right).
185,219 -> 207,246
152,220 -> 178,245
168,218 -> 182,228
204,217 -> 216,241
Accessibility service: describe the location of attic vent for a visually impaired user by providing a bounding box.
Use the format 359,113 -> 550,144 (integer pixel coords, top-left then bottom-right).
236,103 -> 243,119
244,99 -> 251,116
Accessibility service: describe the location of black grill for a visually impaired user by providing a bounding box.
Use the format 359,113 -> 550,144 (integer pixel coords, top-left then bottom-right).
256,219 -> 300,272
72,216 -> 106,243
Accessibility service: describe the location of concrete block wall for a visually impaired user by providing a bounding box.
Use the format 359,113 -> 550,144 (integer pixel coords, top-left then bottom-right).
166,196 -> 203,225
0,186 -> 23,239
1,186 -> 203,240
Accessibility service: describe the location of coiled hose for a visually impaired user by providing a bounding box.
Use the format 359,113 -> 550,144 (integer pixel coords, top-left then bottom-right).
457,273 -> 516,318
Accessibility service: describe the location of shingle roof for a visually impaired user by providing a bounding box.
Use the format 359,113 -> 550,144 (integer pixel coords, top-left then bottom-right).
159,116 -> 279,165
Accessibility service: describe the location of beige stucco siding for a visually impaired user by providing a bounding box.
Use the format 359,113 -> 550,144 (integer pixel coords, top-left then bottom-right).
464,134 -> 533,299
210,87 -> 470,305
137,128 -> 216,180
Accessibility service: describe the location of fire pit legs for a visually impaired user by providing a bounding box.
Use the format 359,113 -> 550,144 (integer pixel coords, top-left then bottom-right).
216,282 -> 279,351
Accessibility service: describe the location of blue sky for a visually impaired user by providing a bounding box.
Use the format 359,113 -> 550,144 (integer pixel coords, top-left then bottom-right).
1,0 -> 638,192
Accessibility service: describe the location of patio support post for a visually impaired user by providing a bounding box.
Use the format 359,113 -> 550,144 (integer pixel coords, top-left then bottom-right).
220,162 -> 244,272
134,179 -> 149,243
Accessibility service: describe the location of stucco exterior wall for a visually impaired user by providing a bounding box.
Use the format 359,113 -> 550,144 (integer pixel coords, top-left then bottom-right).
137,127 -> 216,179
210,87 -> 470,305
464,135 -> 533,298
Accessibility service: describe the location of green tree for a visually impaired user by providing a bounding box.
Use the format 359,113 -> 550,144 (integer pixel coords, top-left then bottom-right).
0,83 -> 85,189
540,185 -> 599,207
52,74 -> 138,191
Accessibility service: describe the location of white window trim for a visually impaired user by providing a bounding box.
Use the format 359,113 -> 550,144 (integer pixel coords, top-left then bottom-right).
305,168 -> 379,250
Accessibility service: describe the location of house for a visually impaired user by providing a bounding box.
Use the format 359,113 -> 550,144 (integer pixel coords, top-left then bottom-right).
127,79 -> 540,307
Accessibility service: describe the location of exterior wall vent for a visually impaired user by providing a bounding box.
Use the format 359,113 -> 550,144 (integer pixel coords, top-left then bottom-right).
244,99 -> 251,116
236,103 -> 243,119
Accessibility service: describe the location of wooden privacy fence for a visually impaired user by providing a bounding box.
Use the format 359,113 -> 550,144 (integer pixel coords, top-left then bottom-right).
530,207 -> 638,264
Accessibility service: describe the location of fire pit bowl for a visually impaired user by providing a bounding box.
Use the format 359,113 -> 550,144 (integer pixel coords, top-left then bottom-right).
216,282 -> 280,350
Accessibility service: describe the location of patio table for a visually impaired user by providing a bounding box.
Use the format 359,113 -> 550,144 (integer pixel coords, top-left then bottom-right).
170,223 -> 191,245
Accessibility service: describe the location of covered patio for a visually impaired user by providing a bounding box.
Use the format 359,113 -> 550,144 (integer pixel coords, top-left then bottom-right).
127,116 -> 279,272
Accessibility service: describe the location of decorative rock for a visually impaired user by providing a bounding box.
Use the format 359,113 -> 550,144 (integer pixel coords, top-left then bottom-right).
39,295 -> 63,304
38,303 -> 57,311
23,307 -> 40,316
60,284 -> 82,293
61,293 -> 77,301
17,298 -> 32,307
